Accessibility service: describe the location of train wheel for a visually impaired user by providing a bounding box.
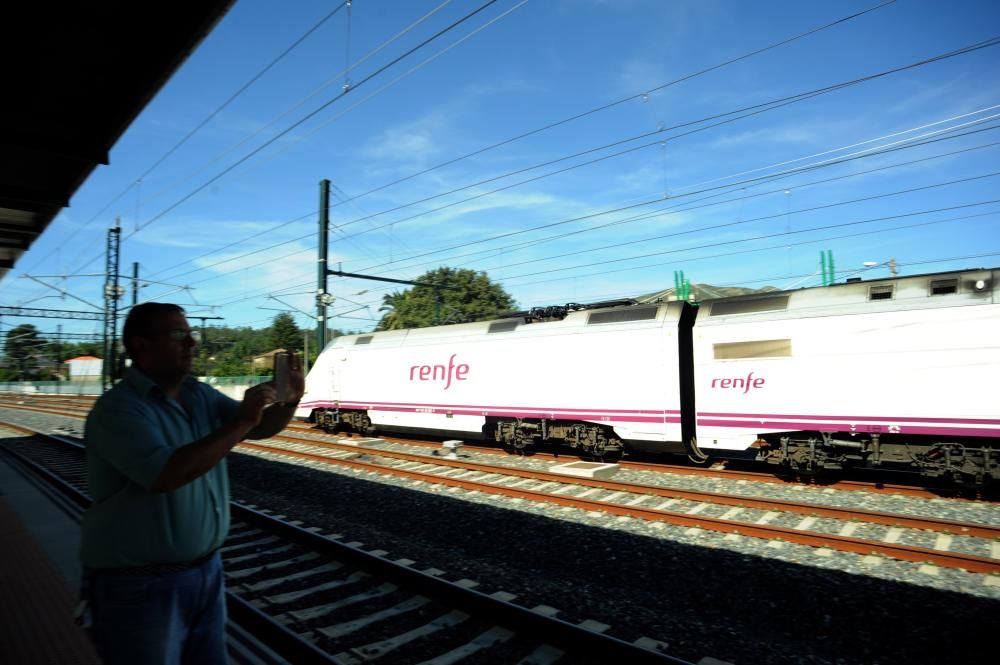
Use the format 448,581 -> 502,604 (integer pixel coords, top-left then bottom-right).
587,434 -> 623,462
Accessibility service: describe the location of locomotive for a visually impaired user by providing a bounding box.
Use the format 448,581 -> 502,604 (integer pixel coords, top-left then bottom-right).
297,267 -> 1000,487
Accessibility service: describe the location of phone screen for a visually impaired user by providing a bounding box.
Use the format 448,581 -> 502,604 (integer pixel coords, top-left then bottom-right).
274,352 -> 291,403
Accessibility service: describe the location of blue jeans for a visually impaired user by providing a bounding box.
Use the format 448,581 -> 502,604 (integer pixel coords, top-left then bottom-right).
87,552 -> 228,665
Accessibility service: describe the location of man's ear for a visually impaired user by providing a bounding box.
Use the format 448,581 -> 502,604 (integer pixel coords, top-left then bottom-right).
132,337 -> 149,357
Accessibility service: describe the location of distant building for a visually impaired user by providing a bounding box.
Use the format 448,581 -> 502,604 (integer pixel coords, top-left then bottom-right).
65,356 -> 102,381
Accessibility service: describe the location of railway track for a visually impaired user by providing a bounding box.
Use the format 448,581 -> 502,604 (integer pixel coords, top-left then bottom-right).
0,421 -> 697,665
3,398 -> 997,574
287,422 -> 969,499
0,393 -> 973,498
231,432 -> 1000,576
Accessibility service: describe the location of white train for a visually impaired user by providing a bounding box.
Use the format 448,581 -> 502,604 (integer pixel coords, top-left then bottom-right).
298,267 -> 1000,487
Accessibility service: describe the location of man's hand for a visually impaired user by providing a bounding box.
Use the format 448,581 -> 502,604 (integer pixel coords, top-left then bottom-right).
238,383 -> 276,427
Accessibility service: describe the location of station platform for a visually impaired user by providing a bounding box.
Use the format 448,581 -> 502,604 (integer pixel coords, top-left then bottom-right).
0,441 -> 290,665
0,452 -> 101,664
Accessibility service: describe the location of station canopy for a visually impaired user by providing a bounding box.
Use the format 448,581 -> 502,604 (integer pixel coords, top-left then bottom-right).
0,2 -> 234,283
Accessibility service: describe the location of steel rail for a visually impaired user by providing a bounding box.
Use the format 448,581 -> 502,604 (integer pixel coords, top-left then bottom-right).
0,419 -> 693,664
291,423 -> 959,499
0,398 -> 975,497
241,438 -> 1000,574
272,433 -> 1000,538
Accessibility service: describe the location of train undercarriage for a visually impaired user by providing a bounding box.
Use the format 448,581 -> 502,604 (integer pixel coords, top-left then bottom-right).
310,407 -> 998,488
753,432 -> 1000,489
310,408 -> 623,458
489,417 -> 623,458
312,407 -> 373,435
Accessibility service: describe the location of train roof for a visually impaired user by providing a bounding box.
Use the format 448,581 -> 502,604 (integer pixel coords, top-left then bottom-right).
324,267 -> 997,349
698,266 -> 997,321
327,300 -> 688,349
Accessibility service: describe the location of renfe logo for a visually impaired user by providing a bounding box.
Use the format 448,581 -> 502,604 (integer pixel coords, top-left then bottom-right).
410,354 -> 469,390
711,371 -> 765,394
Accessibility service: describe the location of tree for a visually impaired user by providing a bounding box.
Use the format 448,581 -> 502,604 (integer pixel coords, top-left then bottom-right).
377,291 -> 406,331
375,267 -> 516,330
2,324 -> 48,380
269,313 -> 302,352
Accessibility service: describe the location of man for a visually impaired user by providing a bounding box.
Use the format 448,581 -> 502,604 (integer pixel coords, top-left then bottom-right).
79,303 -> 303,664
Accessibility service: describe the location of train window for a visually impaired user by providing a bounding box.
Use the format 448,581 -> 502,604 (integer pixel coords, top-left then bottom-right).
587,306 -> 658,324
929,278 -> 958,295
354,336 -> 373,345
488,320 -> 519,333
713,339 -> 792,359
868,285 -> 894,301
709,295 -> 789,316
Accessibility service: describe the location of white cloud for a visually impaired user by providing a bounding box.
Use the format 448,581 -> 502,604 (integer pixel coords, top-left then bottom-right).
708,127 -> 817,150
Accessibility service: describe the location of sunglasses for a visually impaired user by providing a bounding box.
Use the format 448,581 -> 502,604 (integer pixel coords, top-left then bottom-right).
161,329 -> 201,341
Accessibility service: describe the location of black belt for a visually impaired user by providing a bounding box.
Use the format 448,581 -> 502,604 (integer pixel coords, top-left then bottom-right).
104,549 -> 218,577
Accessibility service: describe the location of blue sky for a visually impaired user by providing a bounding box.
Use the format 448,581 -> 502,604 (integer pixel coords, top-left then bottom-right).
4,0 -> 999,344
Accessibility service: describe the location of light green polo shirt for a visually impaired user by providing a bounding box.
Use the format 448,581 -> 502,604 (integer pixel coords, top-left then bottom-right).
79,367 -> 240,568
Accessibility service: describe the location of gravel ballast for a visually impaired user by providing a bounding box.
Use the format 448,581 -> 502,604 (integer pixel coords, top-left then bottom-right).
2,407 -> 996,665
227,451 -> 997,665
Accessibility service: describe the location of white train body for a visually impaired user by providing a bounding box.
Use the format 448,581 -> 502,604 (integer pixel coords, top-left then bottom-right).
693,269 -> 1000,454
299,268 -> 1000,484
301,302 -> 689,452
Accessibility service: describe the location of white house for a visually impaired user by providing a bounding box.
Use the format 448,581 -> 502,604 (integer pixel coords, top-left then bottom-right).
65,356 -> 102,381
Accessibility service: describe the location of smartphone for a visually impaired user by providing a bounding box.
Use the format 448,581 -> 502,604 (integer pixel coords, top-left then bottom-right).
274,352 -> 291,403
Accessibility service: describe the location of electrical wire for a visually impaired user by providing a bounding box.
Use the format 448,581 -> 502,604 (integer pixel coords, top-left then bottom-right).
43,0 -> 906,286
137,1 -> 456,220
141,98 -> 1000,287
327,1 -> 900,208
58,0 -> 504,282
15,2 -> 351,277
395,135 -> 1000,274
143,118 -> 1000,288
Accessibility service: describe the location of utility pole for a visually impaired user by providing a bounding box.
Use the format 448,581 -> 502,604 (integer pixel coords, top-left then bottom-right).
303,330 -> 310,374
103,220 -> 122,391
132,262 -> 140,306
186,315 -> 223,377
317,179 -> 330,352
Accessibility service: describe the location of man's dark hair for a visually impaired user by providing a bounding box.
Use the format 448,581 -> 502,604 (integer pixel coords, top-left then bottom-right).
122,303 -> 186,358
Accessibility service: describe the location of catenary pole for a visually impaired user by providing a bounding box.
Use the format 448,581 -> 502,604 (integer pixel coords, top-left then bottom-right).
317,179 -> 330,352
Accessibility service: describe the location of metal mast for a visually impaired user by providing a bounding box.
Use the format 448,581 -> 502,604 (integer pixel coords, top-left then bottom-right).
103,221 -> 122,391
317,179 -> 330,352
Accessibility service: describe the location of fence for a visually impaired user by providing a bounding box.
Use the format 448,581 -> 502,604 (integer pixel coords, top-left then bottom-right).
0,376 -> 268,399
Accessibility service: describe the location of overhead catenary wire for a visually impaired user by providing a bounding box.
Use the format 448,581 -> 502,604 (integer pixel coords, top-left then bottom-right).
46,0 -> 905,287
326,0 -> 901,208
497,200 -> 1000,283
163,198 -> 1000,324
16,7 -> 997,336
15,1 -> 352,277
93,28 -> 1000,302
312,40 -> 1000,242
351,144 -> 1000,278
58,0 -> 505,281
503,214 -> 1000,302
147,90 -> 1000,285
396,135 -> 1000,275
137,1 -> 457,220
145,117 -> 1000,290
